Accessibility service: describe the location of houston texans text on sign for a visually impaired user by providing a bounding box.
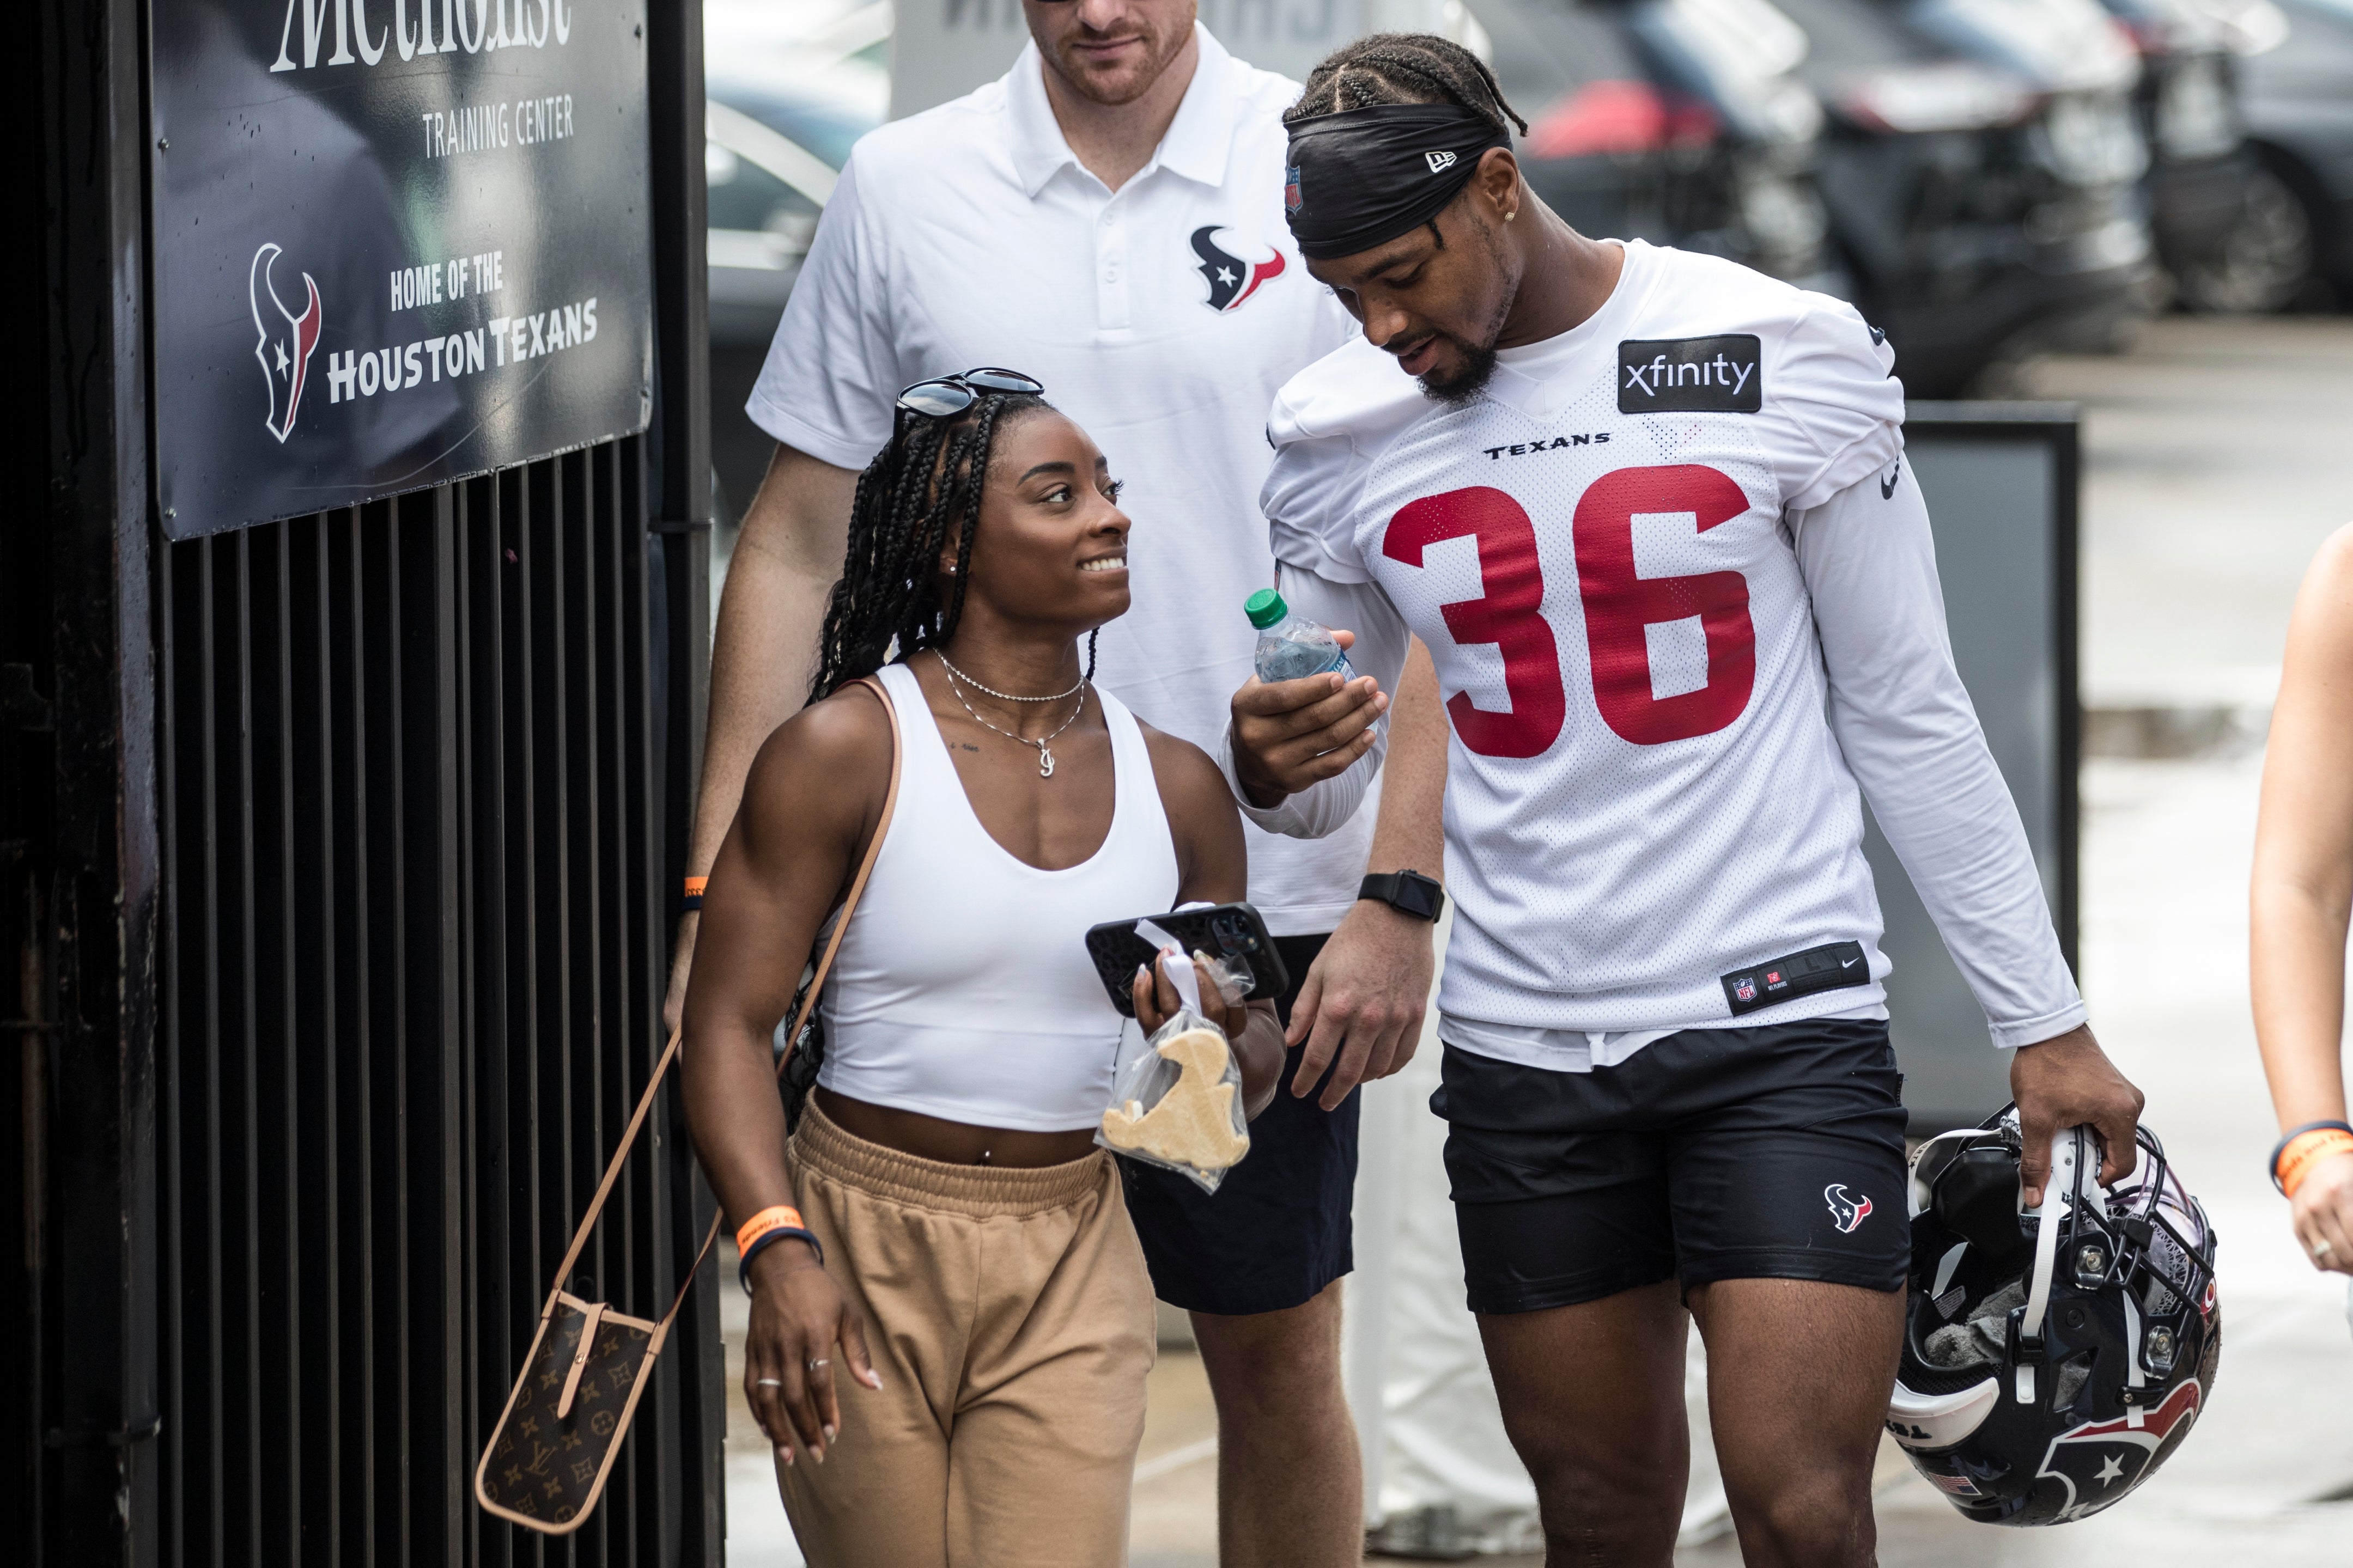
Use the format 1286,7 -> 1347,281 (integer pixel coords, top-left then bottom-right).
333,245 -> 602,407
150,1 -> 652,539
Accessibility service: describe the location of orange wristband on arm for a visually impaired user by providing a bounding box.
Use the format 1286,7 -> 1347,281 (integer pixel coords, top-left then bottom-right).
735,1205 -> 806,1255
735,1204 -> 823,1291
2273,1125 -> 2353,1198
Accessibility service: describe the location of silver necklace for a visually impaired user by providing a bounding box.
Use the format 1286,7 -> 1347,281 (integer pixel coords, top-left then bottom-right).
934,651 -> 1083,704
937,656 -> 1087,778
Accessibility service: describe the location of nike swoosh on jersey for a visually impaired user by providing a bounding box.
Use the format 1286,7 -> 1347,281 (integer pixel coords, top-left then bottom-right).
1880,460 -> 1901,501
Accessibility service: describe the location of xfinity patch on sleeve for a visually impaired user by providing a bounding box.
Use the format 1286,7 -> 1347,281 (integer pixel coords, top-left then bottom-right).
1619,335 -> 1763,414
1721,940 -> 1870,1016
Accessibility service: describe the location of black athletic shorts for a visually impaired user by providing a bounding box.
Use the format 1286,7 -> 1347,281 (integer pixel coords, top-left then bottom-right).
1436,1018 -> 1909,1315
1120,934 -> 1358,1317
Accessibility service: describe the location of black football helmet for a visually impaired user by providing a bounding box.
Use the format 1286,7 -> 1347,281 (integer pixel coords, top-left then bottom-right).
1886,1108 -> 2219,1526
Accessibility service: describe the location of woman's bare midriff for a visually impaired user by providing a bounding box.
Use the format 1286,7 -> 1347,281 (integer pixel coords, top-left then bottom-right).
814,1087 -> 1103,1168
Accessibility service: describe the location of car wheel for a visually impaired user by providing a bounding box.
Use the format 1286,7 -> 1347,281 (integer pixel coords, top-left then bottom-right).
2175,165 -> 2314,314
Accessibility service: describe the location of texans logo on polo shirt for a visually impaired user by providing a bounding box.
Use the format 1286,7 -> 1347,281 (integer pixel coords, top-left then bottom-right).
1191,226 -> 1286,314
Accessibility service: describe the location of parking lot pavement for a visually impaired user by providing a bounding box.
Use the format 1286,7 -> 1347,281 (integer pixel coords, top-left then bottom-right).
2019,315 -> 2353,714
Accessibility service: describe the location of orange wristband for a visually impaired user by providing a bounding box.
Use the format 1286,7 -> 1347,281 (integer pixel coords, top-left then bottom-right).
735,1204 -> 806,1255
2279,1130 -> 2353,1199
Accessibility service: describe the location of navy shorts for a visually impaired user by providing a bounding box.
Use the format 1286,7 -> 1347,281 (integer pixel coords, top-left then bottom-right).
1436,1018 -> 1910,1315
1120,934 -> 1358,1317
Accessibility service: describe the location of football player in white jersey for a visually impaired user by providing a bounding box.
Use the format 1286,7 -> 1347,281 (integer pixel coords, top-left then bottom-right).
1223,35 -> 2147,1566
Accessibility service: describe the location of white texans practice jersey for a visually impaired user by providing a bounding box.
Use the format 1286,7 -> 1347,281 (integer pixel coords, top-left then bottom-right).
1263,240 -> 1910,1039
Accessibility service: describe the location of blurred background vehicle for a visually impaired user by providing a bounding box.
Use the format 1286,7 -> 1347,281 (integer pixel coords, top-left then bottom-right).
696,0 -> 2351,500
1772,0 -> 2156,395
2101,0 -> 2311,312
2217,0 -> 2353,308
1470,0 -> 1841,291
703,0 -> 887,534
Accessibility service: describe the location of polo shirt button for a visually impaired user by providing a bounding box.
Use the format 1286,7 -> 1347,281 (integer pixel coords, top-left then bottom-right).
1104,269 -> 1120,282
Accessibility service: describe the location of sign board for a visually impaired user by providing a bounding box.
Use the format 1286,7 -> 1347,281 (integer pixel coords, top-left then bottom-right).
890,0 -> 1473,120
1875,404 -> 2081,1132
149,1 -> 654,540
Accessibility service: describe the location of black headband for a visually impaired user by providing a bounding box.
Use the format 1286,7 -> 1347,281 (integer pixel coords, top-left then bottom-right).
1284,103 -> 1511,261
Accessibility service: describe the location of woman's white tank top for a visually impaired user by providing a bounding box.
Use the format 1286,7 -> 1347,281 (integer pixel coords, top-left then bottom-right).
816,660 -> 1182,1132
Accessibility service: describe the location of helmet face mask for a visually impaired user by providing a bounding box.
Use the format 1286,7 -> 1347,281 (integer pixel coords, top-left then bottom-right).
1888,1109 -> 2220,1526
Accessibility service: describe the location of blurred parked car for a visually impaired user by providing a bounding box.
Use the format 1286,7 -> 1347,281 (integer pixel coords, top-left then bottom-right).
1473,0 -> 1842,291
2101,0 -> 2310,310
2221,0 -> 2353,306
1773,0 -> 2154,394
705,3 -> 886,349
702,1 -> 886,529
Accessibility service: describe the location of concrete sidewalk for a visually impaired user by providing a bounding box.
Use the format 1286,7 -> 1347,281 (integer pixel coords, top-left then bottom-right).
1697,754 -> 2353,1565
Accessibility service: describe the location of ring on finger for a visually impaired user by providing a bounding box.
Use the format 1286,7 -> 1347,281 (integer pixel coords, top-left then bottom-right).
2317,1238 -> 2336,1258
756,1377 -> 784,1388
807,1358 -> 830,1370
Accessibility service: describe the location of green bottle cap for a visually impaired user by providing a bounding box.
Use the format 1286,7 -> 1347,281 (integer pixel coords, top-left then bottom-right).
1244,588 -> 1288,630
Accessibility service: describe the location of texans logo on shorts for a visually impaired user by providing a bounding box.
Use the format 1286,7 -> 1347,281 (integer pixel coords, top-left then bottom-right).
1825,1183 -> 1873,1234
1190,226 -> 1286,314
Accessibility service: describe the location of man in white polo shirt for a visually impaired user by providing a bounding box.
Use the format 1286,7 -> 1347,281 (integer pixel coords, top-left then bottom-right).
666,4 -> 1448,1561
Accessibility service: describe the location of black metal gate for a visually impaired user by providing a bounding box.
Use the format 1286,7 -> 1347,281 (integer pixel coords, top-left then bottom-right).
7,3 -> 721,1565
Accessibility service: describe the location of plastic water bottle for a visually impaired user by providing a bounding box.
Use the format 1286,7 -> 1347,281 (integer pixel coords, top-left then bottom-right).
1246,588 -> 1354,684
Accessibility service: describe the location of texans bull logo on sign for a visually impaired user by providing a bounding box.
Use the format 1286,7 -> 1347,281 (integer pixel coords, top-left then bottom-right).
249,242 -> 323,444
2035,1378 -> 2202,1521
1824,1183 -> 1873,1234
1190,226 -> 1286,314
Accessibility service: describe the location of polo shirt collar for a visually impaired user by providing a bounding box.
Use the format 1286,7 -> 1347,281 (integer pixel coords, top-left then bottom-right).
1004,21 -> 1239,199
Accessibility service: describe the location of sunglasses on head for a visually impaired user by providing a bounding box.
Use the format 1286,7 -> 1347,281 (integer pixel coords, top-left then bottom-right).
896,368 -> 1045,419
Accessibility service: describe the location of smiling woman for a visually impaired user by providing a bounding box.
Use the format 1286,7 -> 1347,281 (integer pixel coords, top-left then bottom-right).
679,377 -> 1288,1566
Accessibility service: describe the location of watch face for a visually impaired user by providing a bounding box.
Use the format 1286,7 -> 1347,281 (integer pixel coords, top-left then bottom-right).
1372,872 -> 1440,920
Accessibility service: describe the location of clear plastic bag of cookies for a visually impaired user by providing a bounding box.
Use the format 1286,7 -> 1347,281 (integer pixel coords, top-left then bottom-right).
1097,937 -> 1251,1193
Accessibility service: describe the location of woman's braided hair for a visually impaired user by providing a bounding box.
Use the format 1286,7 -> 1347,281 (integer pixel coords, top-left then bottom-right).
1283,33 -> 1528,137
807,392 -> 1053,703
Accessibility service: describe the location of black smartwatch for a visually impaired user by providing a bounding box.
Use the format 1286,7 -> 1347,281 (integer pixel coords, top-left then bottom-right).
1359,869 -> 1444,923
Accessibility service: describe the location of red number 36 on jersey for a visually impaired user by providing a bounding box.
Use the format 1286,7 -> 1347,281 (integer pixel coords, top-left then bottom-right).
1381,463 -> 1758,757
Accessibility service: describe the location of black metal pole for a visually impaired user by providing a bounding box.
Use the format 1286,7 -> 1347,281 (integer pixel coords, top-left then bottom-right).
28,0 -> 163,1560
645,1 -> 721,1561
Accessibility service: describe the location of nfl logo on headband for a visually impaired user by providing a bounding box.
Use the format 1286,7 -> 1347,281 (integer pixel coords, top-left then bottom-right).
1283,102 -> 1511,259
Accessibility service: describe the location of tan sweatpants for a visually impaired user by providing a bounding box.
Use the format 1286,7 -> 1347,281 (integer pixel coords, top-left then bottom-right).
775,1101 -> 1157,1568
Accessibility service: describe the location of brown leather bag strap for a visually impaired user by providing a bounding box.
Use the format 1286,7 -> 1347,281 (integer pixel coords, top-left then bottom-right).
539,673 -> 905,1318
541,1027 -> 687,1317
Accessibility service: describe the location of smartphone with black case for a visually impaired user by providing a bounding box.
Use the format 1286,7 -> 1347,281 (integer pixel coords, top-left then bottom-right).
1085,902 -> 1290,1018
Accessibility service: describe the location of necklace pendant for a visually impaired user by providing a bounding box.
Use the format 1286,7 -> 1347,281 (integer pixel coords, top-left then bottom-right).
1038,744 -> 1055,778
